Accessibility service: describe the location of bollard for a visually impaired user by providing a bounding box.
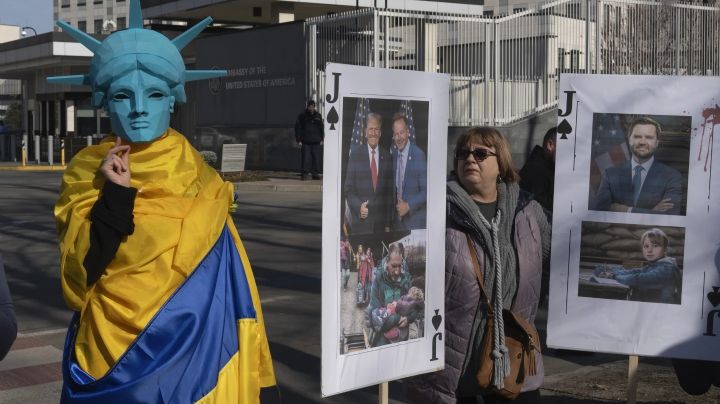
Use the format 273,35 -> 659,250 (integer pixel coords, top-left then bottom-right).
34,134 -> 40,163
60,138 -> 65,166
86,135 -> 92,147
21,134 -> 27,167
48,135 -> 54,166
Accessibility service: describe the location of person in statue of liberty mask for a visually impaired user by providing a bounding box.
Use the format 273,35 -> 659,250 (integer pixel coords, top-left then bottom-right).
51,1 -> 275,402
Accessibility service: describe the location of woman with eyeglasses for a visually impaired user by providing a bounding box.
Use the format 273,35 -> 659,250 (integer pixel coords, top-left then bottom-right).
405,127 -> 551,404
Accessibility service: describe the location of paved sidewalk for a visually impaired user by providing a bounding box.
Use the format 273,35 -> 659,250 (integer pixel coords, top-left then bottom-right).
234,176 -> 323,192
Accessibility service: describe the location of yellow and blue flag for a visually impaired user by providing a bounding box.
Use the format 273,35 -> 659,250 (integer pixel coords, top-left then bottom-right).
55,129 -> 275,403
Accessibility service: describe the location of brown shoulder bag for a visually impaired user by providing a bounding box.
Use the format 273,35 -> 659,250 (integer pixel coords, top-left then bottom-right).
465,234 -> 541,400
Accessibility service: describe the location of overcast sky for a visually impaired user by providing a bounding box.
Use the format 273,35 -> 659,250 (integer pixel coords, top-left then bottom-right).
0,0 -> 54,35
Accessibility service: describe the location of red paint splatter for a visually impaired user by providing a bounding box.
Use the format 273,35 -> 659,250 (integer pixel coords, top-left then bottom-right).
698,105 -> 720,172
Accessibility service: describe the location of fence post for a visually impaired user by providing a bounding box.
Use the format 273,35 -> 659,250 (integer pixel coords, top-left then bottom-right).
383,12 -> 389,69
373,9 -> 379,68
585,0 -> 591,73
48,135 -> 54,166
87,135 -> 92,147
675,10 -> 681,75
493,20 -> 499,126
595,0 -> 602,73
60,138 -> 65,166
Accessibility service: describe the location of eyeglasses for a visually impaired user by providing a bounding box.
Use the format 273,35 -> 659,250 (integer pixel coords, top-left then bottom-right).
455,148 -> 497,162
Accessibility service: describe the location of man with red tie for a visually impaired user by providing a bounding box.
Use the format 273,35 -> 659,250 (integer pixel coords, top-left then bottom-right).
344,113 -> 392,235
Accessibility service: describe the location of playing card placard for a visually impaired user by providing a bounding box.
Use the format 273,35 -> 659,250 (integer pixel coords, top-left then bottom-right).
548,74 -> 720,360
321,64 -> 449,396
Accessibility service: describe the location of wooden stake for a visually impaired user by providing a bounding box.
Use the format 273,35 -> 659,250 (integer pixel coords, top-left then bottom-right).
627,355 -> 639,404
379,382 -> 389,404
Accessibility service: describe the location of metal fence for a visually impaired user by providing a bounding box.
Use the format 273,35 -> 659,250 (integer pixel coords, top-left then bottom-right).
305,0 -> 720,126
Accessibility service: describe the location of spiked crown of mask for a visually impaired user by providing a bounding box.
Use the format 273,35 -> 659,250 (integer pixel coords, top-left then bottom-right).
47,0 -> 226,108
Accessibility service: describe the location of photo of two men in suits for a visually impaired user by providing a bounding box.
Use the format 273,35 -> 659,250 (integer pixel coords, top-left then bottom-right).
342,98 -> 429,237
588,114 -> 690,216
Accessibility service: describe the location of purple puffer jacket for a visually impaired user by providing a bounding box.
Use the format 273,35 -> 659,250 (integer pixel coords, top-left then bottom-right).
405,192 -> 548,404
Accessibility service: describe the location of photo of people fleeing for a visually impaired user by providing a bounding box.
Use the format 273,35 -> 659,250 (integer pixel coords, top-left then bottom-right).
578,222 -> 684,304
339,231 -> 426,354
587,114 -> 690,216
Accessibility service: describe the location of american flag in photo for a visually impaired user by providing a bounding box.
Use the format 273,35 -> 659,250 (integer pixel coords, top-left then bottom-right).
589,114 -> 630,195
350,98 -> 370,151
400,100 -> 417,143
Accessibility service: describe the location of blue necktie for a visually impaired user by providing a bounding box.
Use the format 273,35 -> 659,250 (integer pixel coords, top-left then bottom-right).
632,165 -> 644,207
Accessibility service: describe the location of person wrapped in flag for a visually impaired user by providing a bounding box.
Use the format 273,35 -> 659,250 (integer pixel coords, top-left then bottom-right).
50,1 -> 275,402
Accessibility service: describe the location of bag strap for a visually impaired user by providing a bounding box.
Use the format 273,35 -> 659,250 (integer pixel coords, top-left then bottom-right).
465,233 -> 492,311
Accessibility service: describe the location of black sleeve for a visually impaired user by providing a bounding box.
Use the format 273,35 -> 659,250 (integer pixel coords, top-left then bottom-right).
318,112 -> 325,141
0,256 -> 17,361
82,181 -> 137,286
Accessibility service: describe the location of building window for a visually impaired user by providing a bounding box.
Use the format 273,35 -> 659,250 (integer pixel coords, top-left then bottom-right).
117,0 -> 125,2
513,7 -> 527,13
117,17 -> 126,30
94,19 -> 103,34
61,0 -> 71,8
78,20 -> 87,32
77,0 -> 86,6
93,0 -> 102,4
253,7 -> 262,17
483,10 -> 494,17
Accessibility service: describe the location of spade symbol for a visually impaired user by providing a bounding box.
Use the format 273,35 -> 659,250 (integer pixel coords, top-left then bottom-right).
557,119 -> 572,140
708,286 -> 720,307
327,106 -> 339,130
432,309 -> 442,331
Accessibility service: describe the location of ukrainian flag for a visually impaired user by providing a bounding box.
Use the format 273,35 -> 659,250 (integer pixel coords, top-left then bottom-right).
55,129 -> 275,403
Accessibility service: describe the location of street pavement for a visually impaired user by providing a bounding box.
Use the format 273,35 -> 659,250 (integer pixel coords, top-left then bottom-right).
0,171 -> 717,403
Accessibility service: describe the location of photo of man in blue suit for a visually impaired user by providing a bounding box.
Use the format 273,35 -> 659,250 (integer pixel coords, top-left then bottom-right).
390,113 -> 427,231
591,116 -> 684,215
344,113 -> 392,235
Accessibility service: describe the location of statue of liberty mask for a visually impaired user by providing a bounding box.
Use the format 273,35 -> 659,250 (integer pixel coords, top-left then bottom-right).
47,0 -> 226,143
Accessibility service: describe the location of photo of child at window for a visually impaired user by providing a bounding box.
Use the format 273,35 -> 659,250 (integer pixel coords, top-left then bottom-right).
594,228 -> 682,304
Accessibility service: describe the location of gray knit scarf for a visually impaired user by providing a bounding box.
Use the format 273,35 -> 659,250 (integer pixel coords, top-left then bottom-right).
447,177 -> 519,389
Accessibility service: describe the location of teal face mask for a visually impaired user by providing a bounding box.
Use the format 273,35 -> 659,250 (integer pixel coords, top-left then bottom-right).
107,70 -> 176,143
46,0 -> 226,143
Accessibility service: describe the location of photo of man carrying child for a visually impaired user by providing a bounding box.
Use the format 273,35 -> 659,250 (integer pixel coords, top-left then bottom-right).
578,222 -> 684,304
339,232 -> 426,353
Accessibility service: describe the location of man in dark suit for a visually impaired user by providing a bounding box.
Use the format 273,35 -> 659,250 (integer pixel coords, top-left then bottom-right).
344,113 -> 392,235
390,113 -> 427,231
592,117 -> 683,215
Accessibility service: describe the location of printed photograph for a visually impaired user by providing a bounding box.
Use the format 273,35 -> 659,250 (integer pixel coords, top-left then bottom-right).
339,230 -> 427,354
578,221 -> 685,304
340,97 -> 429,236
587,113 -> 690,216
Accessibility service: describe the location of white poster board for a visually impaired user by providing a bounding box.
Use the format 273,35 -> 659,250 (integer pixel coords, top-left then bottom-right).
548,74 -> 720,360
321,63 -> 449,396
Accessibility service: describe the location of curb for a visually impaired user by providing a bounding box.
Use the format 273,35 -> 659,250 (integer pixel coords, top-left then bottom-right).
0,165 -> 66,171
233,181 -> 323,192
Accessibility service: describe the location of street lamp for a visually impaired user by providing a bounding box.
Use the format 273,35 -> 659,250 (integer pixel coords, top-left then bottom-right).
21,26 -> 37,37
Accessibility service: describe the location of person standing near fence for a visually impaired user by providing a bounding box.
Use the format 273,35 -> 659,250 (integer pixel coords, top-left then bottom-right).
295,100 -> 324,180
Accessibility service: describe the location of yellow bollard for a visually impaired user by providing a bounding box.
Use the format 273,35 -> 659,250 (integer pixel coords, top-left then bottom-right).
21,136 -> 27,167
60,139 -> 65,166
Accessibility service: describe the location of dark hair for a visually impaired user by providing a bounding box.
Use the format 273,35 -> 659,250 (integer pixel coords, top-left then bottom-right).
453,126 -> 520,183
392,112 -> 409,127
543,127 -> 557,146
307,100 -> 316,106
628,116 -> 662,140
